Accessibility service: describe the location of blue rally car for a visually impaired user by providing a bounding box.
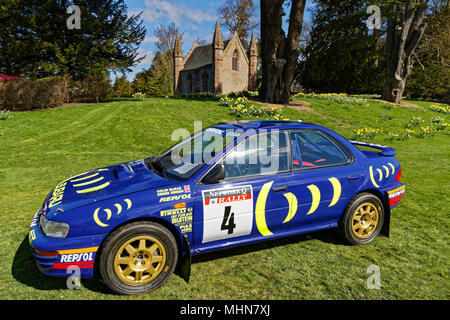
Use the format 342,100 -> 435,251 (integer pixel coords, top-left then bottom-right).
29,120 -> 405,294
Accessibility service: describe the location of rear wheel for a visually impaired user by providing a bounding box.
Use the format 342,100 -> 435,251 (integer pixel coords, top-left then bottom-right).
338,193 -> 384,245
99,221 -> 178,295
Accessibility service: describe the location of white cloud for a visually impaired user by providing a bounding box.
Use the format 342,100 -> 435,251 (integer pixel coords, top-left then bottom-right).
137,49 -> 155,66
141,0 -> 216,26
142,35 -> 159,44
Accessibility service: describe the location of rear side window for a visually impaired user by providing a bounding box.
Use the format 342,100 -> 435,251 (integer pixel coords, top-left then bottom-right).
290,130 -> 349,169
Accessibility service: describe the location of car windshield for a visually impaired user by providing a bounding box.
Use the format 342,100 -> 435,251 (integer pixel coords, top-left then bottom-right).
147,126 -> 242,180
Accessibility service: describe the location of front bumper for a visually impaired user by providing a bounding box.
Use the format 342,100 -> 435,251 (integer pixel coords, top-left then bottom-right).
29,209 -> 104,278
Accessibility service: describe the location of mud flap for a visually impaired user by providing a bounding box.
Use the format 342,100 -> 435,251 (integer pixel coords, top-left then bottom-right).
176,235 -> 191,283
381,199 -> 390,237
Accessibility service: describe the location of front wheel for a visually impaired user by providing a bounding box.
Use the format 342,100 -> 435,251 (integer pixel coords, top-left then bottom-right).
338,193 -> 384,245
99,221 -> 178,295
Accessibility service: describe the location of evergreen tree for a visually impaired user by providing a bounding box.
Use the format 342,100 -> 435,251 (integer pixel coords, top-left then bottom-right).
297,0 -> 385,94
0,0 -> 146,79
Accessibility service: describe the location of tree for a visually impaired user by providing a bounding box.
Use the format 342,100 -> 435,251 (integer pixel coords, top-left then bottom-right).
381,0 -> 429,104
260,0 -> 307,104
132,23 -> 183,97
218,0 -> 259,49
113,76 -> 134,97
0,0 -> 146,80
407,0 -> 450,102
298,0 -> 385,94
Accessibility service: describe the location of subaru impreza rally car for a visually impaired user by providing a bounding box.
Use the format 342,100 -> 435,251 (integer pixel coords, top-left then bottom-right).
29,120 -> 405,294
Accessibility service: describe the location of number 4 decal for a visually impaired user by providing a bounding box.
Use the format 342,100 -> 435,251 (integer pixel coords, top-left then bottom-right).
221,206 -> 236,234
202,185 -> 253,243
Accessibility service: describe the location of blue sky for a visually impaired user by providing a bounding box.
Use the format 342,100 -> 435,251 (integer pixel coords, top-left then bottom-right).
123,0 -> 314,81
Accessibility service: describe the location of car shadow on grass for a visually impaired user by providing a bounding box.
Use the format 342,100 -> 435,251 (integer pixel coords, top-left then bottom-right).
11,236 -> 111,293
192,229 -> 347,264
12,229 -> 347,293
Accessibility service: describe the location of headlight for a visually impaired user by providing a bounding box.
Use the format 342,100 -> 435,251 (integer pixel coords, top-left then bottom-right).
39,215 -> 69,238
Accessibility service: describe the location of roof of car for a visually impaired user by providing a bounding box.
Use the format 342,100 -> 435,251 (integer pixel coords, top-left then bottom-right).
214,120 -> 319,131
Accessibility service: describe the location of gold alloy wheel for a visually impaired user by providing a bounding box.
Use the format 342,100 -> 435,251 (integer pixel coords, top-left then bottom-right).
351,202 -> 379,239
113,235 -> 166,285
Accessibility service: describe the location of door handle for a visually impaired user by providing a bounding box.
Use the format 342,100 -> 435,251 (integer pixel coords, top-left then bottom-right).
272,185 -> 288,192
348,175 -> 360,181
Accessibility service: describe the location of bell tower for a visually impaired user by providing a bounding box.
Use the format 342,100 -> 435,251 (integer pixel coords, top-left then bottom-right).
173,34 -> 184,94
212,20 -> 224,94
248,33 -> 258,91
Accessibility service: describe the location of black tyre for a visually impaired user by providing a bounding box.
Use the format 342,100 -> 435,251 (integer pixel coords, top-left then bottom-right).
338,193 -> 384,245
99,221 -> 178,295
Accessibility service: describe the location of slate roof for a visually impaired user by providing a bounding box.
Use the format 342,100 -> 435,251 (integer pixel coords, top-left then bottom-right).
182,40 -> 230,72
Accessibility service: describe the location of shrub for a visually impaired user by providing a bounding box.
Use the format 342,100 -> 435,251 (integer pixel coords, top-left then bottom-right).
429,104 -> 450,114
72,75 -> 113,103
351,128 -> 381,140
0,75 -> 71,111
0,109 -> 12,120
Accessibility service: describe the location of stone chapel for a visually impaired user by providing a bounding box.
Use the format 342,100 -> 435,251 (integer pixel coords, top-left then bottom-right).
173,20 -> 258,95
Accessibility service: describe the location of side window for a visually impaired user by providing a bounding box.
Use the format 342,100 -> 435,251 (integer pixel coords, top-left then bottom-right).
219,130 -> 290,179
290,130 -> 348,169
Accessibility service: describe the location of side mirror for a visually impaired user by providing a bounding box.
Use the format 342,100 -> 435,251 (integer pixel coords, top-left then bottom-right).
202,163 -> 225,184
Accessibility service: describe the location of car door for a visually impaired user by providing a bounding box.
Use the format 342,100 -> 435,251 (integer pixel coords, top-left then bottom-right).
192,129 -> 295,251
287,129 -> 362,231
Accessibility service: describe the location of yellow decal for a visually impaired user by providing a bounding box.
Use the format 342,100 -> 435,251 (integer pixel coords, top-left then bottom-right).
29,230 -> 36,242
93,199 -> 132,227
72,176 -> 104,187
369,166 -> 380,188
58,247 -> 98,254
306,185 -> 321,215
124,198 -> 132,209
328,177 -> 341,207
76,181 -> 111,194
282,192 -> 298,223
114,203 -> 122,215
388,162 -> 395,175
93,207 -> 110,227
383,165 -> 390,178
70,172 -> 100,183
48,181 -> 68,208
255,181 -> 274,236
376,168 -> 383,181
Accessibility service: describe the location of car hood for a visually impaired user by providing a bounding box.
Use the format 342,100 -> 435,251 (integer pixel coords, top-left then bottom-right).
41,158 -> 171,218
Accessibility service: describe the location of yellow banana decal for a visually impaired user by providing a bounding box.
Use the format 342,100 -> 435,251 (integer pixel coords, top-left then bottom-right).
255,181 -> 273,236
93,199 -> 132,227
370,163 -> 396,187
93,207 -> 111,227
388,162 -> 395,175
376,168 -> 383,181
328,177 -> 341,207
383,165 -> 390,178
282,192 -> 298,223
114,203 -> 122,215
369,166 -> 380,188
306,185 -> 321,215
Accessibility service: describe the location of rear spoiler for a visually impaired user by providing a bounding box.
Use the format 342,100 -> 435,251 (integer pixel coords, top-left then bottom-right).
349,140 -> 396,156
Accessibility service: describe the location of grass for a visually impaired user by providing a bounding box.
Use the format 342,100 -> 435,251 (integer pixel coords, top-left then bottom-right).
0,96 -> 448,300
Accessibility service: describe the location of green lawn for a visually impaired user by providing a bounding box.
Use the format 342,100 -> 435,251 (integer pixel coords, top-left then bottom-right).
0,96 -> 448,299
